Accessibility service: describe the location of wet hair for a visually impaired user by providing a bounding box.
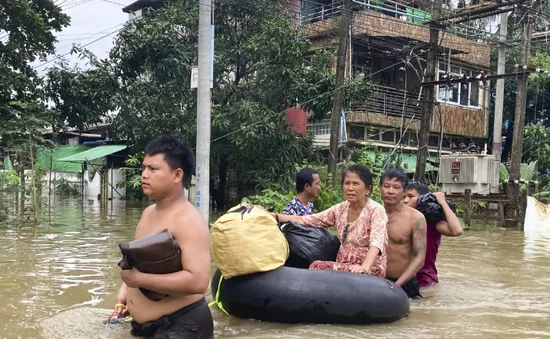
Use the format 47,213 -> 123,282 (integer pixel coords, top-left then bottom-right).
405,180 -> 430,195
145,137 -> 194,183
379,167 -> 408,188
296,168 -> 319,193
341,164 -> 373,187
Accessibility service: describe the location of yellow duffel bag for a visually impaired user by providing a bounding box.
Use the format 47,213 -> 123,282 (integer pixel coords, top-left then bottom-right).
211,205 -> 289,278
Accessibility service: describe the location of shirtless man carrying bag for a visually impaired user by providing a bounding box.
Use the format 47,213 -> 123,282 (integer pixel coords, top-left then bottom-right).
114,137 -> 213,339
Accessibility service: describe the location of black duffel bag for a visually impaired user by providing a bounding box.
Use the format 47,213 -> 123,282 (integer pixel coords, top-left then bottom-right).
279,221 -> 340,269
416,193 -> 457,224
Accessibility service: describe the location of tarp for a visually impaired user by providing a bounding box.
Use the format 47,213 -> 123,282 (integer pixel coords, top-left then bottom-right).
57,145 -> 127,164
36,145 -> 90,173
524,196 -> 550,238
523,196 -> 550,261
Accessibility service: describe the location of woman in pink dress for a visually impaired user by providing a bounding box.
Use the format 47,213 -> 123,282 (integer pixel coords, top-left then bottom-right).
272,164 -> 388,278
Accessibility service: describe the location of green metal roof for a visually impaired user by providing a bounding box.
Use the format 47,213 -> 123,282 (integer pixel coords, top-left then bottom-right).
36,145 -> 90,173
58,145 -> 127,163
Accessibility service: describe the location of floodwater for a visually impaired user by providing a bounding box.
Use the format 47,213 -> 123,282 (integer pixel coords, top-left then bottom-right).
1,199 -> 550,339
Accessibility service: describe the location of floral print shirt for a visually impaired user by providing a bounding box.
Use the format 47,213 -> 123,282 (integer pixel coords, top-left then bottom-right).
302,199 -> 389,278
282,196 -> 314,216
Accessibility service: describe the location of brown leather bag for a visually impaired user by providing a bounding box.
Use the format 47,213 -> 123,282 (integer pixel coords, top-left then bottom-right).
118,229 -> 182,301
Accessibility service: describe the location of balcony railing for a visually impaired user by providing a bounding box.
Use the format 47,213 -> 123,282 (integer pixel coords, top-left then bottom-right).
300,0 -> 487,42
300,0 -> 343,25
351,84 -> 423,119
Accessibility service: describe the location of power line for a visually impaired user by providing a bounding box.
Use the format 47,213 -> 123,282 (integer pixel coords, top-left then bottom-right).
63,0 -> 94,10
34,26 -> 123,70
97,0 -> 126,6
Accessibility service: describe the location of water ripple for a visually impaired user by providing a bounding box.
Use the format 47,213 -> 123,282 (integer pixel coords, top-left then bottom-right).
0,199 -> 549,338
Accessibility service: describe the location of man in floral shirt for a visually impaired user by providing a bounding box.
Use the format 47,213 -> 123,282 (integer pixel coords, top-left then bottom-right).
282,168 -> 320,216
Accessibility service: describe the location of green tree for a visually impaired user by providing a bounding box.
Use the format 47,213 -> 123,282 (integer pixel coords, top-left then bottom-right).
523,123 -> 550,173
45,47 -> 118,132
108,0 -> 370,208
489,4 -> 550,161
0,100 -> 55,225
1,0 -> 69,223
108,3 -> 198,149
0,0 -> 70,131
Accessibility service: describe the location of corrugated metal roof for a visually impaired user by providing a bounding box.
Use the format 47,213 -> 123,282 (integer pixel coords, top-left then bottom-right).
58,145 -> 127,163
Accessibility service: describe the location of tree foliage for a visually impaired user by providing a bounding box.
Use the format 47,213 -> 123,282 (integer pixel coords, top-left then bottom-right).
107,0 -> 370,208
45,47 -> 118,132
2,0 -> 374,209
523,123 -> 550,173
0,0 -> 69,125
488,7 -> 550,162
108,3 -> 199,149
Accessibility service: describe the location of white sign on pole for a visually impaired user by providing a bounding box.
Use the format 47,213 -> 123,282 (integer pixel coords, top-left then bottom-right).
191,66 -> 198,88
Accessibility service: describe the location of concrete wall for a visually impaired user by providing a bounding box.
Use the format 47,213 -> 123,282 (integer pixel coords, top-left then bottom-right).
40,168 -> 127,200
83,168 -> 126,200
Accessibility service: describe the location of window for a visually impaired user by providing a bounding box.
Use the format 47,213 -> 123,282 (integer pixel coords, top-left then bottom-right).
382,130 -> 395,143
307,124 -> 330,135
429,135 -> 439,147
441,137 -> 451,149
367,128 -> 380,141
409,132 -> 418,147
400,131 -> 410,146
349,125 -> 365,140
438,63 -> 481,108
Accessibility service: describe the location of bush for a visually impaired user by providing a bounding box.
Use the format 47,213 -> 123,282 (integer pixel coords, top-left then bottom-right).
116,152 -> 148,200
245,188 -> 294,213
55,178 -> 80,197
244,147 -> 390,213
0,170 -> 20,189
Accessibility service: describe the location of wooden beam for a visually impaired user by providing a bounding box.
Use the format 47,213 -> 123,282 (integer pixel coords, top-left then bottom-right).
421,71 -> 530,86
447,195 -> 511,202
451,7 -> 514,25
464,188 -> 472,226
425,0 -> 528,25
532,31 -> 550,41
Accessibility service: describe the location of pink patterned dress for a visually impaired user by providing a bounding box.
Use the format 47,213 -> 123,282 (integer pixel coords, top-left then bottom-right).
302,199 -> 388,278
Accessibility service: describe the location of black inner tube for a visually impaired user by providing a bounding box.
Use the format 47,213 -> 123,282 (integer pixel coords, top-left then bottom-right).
211,266 -> 410,325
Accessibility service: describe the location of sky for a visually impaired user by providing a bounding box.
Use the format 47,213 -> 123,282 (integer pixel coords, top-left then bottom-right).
33,0 -> 137,74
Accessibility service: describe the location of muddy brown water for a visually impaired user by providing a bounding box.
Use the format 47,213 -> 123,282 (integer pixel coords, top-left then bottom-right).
1,199 -> 549,338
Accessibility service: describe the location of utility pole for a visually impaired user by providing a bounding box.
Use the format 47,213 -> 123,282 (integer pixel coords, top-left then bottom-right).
492,11 -> 509,194
195,0 -> 213,224
493,11 -> 509,163
415,0 -> 442,181
328,0 -> 350,185
508,4 -> 532,226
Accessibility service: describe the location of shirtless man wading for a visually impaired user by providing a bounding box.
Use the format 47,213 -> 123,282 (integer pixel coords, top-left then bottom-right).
380,168 -> 427,299
114,137 -> 213,339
